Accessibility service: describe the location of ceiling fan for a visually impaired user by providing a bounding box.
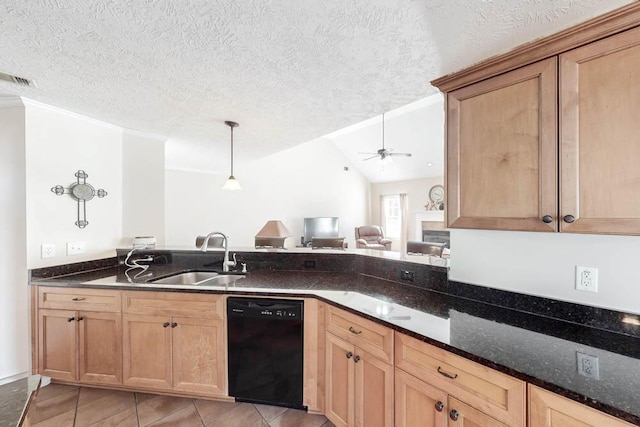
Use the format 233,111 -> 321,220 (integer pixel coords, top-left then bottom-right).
360,113 -> 412,162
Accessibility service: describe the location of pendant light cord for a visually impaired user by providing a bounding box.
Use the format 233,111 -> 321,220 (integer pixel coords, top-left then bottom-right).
230,125 -> 234,176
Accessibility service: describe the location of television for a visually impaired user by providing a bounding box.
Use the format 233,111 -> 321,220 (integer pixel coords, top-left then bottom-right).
303,217 -> 339,246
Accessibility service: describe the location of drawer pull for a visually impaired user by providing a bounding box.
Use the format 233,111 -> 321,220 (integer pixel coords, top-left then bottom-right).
541,215 -> 553,223
348,326 -> 362,335
563,214 -> 576,223
71,297 -> 86,301
163,322 -> 170,328
171,322 -> 178,328
67,317 -> 75,322
346,351 -> 353,359
437,366 -> 458,379
435,401 -> 444,412
354,355 -> 361,363
77,317 -> 84,321
449,409 -> 459,421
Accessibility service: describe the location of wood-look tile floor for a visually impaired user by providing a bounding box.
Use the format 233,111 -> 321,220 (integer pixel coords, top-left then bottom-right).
25,384 -> 336,427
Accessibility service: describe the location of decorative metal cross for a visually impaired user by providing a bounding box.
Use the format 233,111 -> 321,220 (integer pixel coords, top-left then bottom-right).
51,170 -> 108,228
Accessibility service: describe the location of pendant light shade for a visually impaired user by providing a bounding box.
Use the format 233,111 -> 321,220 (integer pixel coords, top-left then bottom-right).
222,120 -> 241,190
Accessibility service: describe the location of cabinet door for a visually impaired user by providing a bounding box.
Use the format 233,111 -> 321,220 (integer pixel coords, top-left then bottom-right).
529,385 -> 635,427
395,369 -> 447,427
325,333 -> 355,427
354,349 -> 394,427
38,309 -> 77,381
172,316 -> 225,396
78,311 -> 122,385
448,397 -> 509,427
122,314 -> 172,390
560,26 -> 640,234
447,57 -> 558,231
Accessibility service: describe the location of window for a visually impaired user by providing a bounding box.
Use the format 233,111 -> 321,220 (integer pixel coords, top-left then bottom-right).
382,195 -> 401,238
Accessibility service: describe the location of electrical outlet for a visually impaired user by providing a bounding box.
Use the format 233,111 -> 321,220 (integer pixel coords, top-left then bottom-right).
67,241 -> 85,255
576,351 -> 600,380
400,270 -> 415,282
304,260 -> 316,269
576,266 -> 598,292
41,243 -> 56,259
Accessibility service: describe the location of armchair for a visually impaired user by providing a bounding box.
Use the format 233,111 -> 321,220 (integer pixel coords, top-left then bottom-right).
355,225 -> 392,250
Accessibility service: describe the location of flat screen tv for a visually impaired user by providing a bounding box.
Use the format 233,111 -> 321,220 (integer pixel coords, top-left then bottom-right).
303,217 -> 339,246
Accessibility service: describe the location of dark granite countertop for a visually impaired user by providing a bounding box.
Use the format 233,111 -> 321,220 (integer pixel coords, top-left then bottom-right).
30,256 -> 640,425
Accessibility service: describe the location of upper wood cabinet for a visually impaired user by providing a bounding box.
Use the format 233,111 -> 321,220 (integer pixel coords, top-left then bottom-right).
560,26 -> 640,234
437,5 -> 640,235
446,57 -> 558,232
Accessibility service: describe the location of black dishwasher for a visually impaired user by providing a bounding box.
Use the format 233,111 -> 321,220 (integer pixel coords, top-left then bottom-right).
227,297 -> 304,409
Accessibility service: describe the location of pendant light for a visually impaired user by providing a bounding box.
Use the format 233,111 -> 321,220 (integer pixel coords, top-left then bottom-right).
222,120 -> 241,191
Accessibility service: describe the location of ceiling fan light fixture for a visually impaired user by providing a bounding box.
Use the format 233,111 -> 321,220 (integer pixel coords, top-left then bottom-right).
222,120 -> 241,191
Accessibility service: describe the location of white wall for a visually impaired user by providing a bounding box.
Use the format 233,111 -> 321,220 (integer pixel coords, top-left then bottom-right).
450,229 -> 640,315
25,101 -> 123,268
122,131 -> 166,246
165,137 -> 370,248
0,104 -> 28,381
371,177 -> 444,249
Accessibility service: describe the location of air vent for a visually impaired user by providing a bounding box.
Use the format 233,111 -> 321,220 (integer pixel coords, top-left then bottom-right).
0,71 -> 35,87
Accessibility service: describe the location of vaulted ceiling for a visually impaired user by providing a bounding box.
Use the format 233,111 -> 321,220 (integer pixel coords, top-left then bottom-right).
0,0 -> 632,174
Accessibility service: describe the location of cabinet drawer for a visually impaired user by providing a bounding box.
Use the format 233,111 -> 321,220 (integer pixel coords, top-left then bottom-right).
38,287 -> 121,312
325,305 -> 393,363
122,291 -> 224,319
395,332 -> 525,427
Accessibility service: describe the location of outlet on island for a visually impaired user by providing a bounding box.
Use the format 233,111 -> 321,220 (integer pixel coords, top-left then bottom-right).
304,260 -> 316,269
400,270 -> 415,282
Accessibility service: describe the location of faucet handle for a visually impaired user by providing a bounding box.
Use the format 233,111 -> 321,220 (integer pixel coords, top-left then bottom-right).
241,263 -> 247,273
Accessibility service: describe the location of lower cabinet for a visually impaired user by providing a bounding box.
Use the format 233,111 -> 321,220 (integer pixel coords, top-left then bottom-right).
395,332 -> 525,427
529,385 -> 636,427
38,309 -> 122,385
395,368 -> 508,427
325,332 -> 394,427
121,291 -> 227,397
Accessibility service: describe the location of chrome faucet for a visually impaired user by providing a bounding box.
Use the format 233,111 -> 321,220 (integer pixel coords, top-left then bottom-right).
200,231 -> 236,272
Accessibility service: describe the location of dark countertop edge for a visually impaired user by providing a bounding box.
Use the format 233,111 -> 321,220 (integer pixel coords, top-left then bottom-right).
28,279 -> 640,425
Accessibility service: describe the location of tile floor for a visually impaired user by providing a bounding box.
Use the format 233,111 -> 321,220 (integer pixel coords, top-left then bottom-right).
25,383 -> 336,427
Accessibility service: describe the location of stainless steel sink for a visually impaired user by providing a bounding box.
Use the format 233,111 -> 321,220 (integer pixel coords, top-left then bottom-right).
149,271 -> 245,286
150,271 -> 220,285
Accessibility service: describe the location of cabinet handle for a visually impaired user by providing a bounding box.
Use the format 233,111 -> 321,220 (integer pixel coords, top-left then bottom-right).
346,351 -> 353,359
163,322 -> 170,328
71,297 -> 86,301
563,214 -> 576,223
77,317 -> 84,321
354,355 -> 361,363
437,366 -> 458,379
171,322 -> 177,328
435,401 -> 444,412
348,326 -> 362,335
449,409 -> 459,421
541,215 -> 553,223
67,317 -> 75,322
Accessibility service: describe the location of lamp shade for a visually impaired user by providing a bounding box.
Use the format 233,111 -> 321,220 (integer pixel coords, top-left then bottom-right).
222,175 -> 242,191
255,220 -> 291,238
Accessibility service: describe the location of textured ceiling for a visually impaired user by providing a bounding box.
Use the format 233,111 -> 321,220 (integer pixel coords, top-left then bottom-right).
0,0 -> 633,174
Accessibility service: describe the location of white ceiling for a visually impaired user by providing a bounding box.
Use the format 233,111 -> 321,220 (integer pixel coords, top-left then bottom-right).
0,0 -> 633,175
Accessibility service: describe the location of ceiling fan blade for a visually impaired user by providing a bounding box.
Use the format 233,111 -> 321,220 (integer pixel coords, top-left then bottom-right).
388,152 -> 412,157
358,152 -> 379,155
362,155 -> 380,161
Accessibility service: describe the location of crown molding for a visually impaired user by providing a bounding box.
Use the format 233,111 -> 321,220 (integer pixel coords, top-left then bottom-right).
122,128 -> 168,142
432,2 -> 640,92
20,97 -> 124,131
0,96 -> 25,108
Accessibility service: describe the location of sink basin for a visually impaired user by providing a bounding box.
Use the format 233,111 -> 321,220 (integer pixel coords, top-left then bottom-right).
150,271 -> 220,285
149,271 -> 245,287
